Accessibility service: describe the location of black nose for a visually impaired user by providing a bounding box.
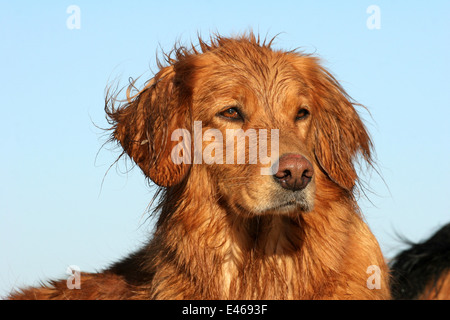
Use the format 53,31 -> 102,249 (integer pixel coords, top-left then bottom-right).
273,154 -> 314,191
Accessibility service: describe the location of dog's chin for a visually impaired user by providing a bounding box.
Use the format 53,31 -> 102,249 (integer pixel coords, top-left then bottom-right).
230,187 -> 315,217
258,188 -> 316,215
259,200 -> 314,215
236,196 -> 315,216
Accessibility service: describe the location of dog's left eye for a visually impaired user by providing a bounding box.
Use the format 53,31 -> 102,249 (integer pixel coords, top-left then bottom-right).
296,108 -> 310,120
219,107 -> 243,121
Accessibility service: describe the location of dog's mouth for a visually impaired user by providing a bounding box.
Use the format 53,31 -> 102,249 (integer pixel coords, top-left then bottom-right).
233,195 -> 312,216
228,178 -> 316,216
258,191 -> 315,215
262,200 -> 312,214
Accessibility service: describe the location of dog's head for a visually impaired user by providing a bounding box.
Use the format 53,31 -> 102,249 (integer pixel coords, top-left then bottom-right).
106,34 -> 373,216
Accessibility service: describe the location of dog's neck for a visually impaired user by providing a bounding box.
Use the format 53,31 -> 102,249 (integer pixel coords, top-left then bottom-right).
151,177 -> 355,299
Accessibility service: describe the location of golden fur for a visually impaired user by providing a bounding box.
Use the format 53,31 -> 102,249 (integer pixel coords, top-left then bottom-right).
9,33 -> 390,300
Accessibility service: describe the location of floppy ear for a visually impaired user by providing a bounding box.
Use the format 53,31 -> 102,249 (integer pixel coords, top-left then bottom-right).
106,66 -> 192,187
311,65 -> 373,191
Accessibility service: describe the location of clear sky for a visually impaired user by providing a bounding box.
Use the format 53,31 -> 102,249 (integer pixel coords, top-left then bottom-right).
1,1 -> 449,297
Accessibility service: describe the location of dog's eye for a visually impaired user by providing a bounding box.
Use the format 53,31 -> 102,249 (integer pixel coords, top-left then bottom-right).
296,108 -> 310,121
219,107 -> 243,121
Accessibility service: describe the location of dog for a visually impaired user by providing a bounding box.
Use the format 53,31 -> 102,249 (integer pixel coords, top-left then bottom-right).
390,223 -> 450,300
8,33 -> 390,299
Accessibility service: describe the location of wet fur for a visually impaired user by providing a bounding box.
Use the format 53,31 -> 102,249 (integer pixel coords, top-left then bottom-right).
8,33 -> 390,300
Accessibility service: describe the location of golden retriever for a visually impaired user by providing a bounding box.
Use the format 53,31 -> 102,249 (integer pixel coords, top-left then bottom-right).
9,33 -> 390,300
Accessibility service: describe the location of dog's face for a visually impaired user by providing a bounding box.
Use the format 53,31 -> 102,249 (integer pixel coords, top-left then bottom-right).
188,48 -> 317,215
108,36 -> 372,217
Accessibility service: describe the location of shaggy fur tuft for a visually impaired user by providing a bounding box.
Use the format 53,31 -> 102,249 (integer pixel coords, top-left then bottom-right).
390,223 -> 450,300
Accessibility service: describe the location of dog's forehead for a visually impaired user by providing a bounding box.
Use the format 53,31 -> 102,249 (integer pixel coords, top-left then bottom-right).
191,45 -> 310,107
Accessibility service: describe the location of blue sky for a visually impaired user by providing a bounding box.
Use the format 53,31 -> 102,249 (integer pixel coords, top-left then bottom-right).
1,1 -> 449,297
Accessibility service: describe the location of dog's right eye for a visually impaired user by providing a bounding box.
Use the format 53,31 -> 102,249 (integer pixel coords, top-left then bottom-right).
296,108 -> 310,121
218,107 -> 243,121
